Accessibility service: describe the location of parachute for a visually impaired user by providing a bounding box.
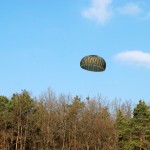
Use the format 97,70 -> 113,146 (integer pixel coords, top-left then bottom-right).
80,55 -> 106,72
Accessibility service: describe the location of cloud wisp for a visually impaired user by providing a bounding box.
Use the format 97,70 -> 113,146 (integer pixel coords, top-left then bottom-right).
82,0 -> 150,24
114,50 -> 150,69
82,0 -> 113,24
117,3 -> 141,16
141,11 -> 150,20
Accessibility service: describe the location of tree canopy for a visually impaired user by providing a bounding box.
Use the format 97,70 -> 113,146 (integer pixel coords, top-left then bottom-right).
0,90 -> 150,150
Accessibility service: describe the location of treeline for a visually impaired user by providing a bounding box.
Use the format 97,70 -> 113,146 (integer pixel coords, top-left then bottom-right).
0,89 -> 150,150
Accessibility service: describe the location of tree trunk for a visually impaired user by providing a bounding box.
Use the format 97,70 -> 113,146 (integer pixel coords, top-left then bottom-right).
86,142 -> 89,150
140,129 -> 142,150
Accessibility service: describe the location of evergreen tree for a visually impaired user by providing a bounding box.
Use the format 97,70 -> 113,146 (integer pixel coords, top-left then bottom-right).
0,96 -> 9,149
116,110 -> 131,149
130,100 -> 150,150
7,90 -> 35,149
0,96 -> 9,112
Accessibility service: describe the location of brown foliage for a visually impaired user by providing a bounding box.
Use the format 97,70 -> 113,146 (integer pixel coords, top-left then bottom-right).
1,89 -> 119,150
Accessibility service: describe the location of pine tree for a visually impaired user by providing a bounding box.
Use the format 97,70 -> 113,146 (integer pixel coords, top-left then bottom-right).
130,100 -> 150,150
116,109 -> 131,149
0,96 -> 9,149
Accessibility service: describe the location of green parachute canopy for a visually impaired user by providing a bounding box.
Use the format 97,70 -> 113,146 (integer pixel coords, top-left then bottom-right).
80,55 -> 106,72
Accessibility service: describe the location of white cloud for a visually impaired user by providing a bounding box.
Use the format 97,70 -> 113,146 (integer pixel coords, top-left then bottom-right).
82,0 -> 113,24
118,3 -> 141,16
114,50 -> 150,68
82,1 -> 150,24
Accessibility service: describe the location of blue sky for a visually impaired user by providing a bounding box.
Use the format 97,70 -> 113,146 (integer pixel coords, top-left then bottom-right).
0,0 -> 150,103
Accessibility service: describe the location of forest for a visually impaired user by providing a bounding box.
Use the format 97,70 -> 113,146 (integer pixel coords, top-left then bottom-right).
0,89 -> 150,150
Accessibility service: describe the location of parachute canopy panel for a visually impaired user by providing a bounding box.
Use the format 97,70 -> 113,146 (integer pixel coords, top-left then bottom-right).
80,55 -> 106,72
